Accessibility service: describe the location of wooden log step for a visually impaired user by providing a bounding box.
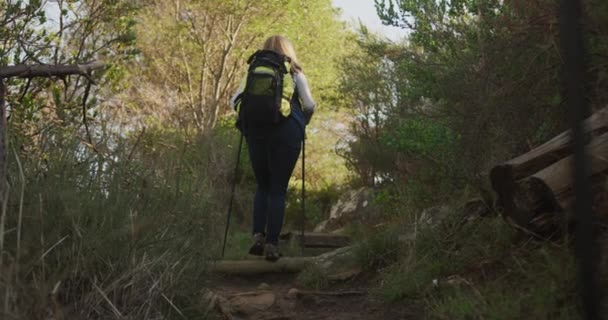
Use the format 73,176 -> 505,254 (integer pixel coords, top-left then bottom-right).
279,232 -> 351,248
211,246 -> 359,277
211,257 -> 313,275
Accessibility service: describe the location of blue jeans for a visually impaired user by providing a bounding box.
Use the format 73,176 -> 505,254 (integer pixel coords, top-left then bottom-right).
246,117 -> 303,244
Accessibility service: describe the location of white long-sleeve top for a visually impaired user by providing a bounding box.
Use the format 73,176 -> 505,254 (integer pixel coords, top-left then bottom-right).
230,72 -> 316,116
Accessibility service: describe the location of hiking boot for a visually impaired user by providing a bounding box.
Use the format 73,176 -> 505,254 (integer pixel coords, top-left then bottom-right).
248,233 -> 265,256
264,243 -> 282,262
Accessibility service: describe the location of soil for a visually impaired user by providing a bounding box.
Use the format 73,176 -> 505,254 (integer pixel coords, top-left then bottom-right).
207,271 -> 423,320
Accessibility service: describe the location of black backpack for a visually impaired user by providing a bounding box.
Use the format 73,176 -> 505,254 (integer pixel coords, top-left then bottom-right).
237,50 -> 292,132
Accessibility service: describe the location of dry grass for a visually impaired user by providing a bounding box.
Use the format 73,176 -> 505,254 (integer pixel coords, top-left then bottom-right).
0,128 -> 237,319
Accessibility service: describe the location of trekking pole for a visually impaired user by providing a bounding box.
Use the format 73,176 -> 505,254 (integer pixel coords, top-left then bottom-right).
300,136 -> 306,255
221,133 -> 244,258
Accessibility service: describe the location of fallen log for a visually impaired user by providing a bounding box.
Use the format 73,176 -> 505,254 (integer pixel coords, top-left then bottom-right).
510,132 -> 608,226
490,106 -> 608,215
279,232 -> 351,248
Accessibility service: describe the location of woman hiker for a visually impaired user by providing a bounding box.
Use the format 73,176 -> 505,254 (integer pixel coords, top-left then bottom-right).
230,35 -> 316,261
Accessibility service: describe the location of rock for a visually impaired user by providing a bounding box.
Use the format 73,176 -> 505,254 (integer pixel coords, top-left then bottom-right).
330,227 -> 347,235
216,296 -> 233,319
461,197 -> 492,217
315,187 -> 374,232
397,205 -> 454,243
329,187 -> 373,220
258,282 -> 270,290
313,220 -> 329,233
314,246 -> 355,271
228,291 -> 276,316
286,288 -> 299,300
201,289 -> 219,314
418,205 -> 452,228
326,266 -> 362,281
398,233 -> 416,242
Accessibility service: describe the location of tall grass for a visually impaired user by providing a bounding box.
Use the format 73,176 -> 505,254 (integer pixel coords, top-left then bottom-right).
358,199 -> 586,319
0,126 -> 238,319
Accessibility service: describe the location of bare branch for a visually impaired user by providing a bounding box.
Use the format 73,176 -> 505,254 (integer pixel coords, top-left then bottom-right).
0,62 -> 105,79
19,78 -> 33,102
81,81 -> 98,154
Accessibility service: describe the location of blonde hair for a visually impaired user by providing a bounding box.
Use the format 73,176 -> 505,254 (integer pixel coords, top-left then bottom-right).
263,35 -> 303,74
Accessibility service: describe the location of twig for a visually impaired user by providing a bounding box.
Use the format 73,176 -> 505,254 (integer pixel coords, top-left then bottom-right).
161,293 -> 187,320
126,127 -> 146,162
18,77 -> 32,102
38,235 -> 69,263
81,80 -> 98,153
92,281 -> 123,319
294,289 -> 366,298
39,193 -> 45,279
13,148 -> 25,279
506,218 -> 562,248
0,185 -> 9,270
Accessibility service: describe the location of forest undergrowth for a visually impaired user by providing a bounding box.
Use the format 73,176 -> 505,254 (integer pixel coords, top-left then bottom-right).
2,0 -> 608,319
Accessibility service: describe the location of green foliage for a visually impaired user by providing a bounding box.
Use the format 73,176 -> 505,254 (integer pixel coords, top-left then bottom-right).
340,0 -> 608,203
382,116 -> 458,164
223,230 -> 255,260
130,0 -> 352,132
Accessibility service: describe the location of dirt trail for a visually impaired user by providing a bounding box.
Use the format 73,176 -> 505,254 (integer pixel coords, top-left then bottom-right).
207,271 -> 420,320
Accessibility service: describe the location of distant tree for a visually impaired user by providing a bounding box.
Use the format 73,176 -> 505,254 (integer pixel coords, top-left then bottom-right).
126,0 -> 350,134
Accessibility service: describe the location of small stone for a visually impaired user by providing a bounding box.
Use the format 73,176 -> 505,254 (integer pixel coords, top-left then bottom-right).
229,292 -> 275,315
286,288 -> 299,300
258,282 -> 270,290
